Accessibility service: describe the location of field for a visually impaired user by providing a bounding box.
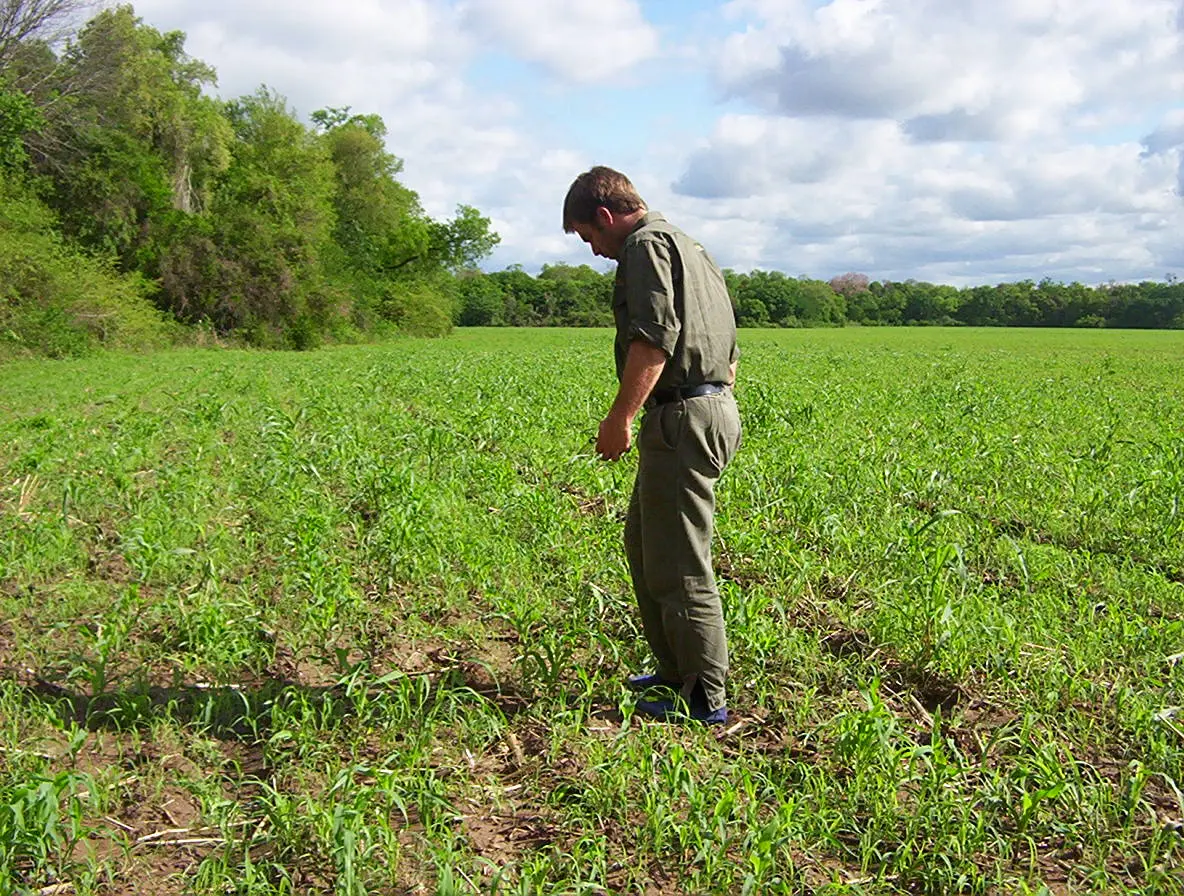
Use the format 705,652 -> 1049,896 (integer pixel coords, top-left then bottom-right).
1,326 -> 1183,895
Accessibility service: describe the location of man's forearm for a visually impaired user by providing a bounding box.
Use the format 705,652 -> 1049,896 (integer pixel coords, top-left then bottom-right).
610,339 -> 667,423
595,339 -> 666,461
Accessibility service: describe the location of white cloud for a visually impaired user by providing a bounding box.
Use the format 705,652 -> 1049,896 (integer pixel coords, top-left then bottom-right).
126,0 -> 659,271
130,0 -> 523,215
675,114 -> 902,199
131,0 -> 468,109
138,0 -> 457,72
1143,110 -> 1184,155
717,0 -> 1183,139
666,110 -> 1183,284
422,145 -> 591,261
657,0 -> 1184,283
457,0 -> 659,83
1142,108 -> 1184,195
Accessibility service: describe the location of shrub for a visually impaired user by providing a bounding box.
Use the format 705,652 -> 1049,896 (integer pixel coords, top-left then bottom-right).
0,176 -> 172,358
380,275 -> 455,337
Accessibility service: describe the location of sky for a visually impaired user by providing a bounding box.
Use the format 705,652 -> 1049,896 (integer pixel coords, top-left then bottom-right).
122,0 -> 1184,286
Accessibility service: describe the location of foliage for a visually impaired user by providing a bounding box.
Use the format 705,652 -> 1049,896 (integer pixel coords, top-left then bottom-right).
458,266 -> 1184,331
0,171 -> 172,358
6,2 -> 1182,357
0,83 -> 44,173
316,107 -> 419,277
31,5 -> 228,274
311,106 -> 495,336
0,767 -> 96,886
2,7 -> 498,355
157,87 -> 338,345
379,272 -> 456,337
455,263 -> 614,328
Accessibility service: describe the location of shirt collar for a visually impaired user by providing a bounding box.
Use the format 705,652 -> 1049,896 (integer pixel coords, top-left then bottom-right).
625,211 -> 664,242
634,210 -> 664,231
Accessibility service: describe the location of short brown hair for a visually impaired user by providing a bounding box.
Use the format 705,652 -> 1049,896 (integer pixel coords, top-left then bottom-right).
562,166 -> 646,232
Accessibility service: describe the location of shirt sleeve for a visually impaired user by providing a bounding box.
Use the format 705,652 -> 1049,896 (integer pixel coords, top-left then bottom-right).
621,236 -> 680,358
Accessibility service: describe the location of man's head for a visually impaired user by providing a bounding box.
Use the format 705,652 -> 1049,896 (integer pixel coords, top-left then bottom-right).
563,166 -> 648,260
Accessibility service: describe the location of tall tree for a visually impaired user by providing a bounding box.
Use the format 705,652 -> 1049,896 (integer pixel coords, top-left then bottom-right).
315,108 -> 421,275
0,0 -> 89,70
159,87 -> 336,341
313,106 -> 498,330
29,5 -> 229,270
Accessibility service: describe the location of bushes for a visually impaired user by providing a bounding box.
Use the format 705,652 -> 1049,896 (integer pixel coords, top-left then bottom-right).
0,176 -> 172,358
6,10 -> 498,357
381,275 -> 456,337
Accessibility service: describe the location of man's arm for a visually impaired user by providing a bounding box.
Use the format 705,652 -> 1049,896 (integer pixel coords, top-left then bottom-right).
596,339 -> 667,461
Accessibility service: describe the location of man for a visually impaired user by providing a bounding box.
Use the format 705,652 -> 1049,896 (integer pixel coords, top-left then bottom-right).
562,166 -> 742,725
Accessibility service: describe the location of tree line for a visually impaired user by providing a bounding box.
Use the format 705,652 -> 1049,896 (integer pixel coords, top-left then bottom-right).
457,267 -> 1184,330
1,2 -> 497,356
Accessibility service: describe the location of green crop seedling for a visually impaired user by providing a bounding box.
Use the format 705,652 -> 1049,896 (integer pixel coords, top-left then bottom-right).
0,327 -> 1182,893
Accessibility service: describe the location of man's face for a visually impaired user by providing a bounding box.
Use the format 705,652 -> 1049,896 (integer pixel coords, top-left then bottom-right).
573,219 -> 620,260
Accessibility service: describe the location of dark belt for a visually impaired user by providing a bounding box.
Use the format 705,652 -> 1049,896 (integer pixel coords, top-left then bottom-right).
645,381 -> 727,409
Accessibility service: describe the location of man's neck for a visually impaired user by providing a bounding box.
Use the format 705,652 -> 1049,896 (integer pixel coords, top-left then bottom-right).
619,208 -> 648,231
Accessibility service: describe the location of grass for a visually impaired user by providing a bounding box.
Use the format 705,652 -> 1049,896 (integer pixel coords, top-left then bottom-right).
1,326 -> 1182,894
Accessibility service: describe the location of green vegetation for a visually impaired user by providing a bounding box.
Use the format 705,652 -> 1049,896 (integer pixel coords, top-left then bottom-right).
2,328 -> 1182,894
456,267 -> 1184,331
1,4 -> 498,358
0,173 -> 173,358
3,3 -> 1181,891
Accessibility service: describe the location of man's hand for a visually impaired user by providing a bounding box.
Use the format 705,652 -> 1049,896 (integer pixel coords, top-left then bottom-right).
595,338 -> 666,462
596,410 -> 632,461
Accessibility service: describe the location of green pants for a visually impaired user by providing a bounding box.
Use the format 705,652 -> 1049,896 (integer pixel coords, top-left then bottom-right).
625,388 -> 741,711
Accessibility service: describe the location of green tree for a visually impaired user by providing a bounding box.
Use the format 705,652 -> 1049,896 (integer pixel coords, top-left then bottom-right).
30,6 -> 230,271
725,270 -> 768,326
456,271 -> 505,326
0,84 -> 43,174
313,107 -> 497,332
0,169 -> 169,357
431,204 -> 500,273
317,109 -> 420,273
794,278 -> 846,325
536,263 -> 613,325
1,6 -> 501,347
159,87 -> 337,343
955,284 -> 1005,326
490,265 -> 546,325
844,284 -> 884,325
735,270 -> 792,325
900,281 -> 958,324
1104,280 -> 1184,328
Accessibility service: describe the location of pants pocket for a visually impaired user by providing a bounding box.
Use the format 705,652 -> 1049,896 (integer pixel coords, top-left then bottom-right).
701,395 -> 740,474
656,403 -> 685,451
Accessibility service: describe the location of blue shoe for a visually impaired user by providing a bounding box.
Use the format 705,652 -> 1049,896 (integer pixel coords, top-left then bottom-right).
626,672 -> 680,693
635,698 -> 729,726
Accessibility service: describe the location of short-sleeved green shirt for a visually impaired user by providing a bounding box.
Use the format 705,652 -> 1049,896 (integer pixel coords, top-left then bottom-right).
613,212 -> 738,389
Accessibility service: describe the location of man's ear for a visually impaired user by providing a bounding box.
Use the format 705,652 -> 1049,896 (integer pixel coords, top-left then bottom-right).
595,206 -> 614,228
